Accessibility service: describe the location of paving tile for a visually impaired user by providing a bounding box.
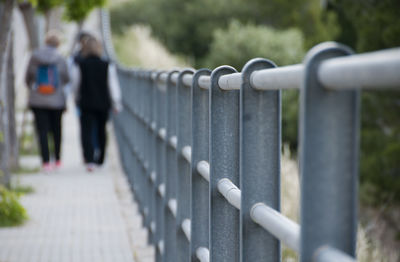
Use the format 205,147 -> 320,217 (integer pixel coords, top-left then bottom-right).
0,101 -> 154,262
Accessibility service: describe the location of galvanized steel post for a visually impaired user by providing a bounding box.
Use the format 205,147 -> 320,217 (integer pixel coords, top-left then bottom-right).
176,69 -> 195,262
240,58 -> 281,261
190,69 -> 212,261
210,66 -> 240,262
300,42 -> 359,261
164,70 -> 180,261
155,71 -> 169,261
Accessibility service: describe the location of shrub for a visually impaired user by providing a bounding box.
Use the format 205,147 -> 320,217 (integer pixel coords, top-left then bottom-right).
202,21 -> 305,69
0,186 -> 28,227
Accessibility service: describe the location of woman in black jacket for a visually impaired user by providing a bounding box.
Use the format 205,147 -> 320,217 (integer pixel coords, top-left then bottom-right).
74,36 -> 122,171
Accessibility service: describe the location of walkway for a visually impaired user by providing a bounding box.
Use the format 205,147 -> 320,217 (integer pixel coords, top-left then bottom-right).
0,102 -> 154,262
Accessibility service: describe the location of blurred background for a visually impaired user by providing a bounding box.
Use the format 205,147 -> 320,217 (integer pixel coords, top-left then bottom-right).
0,0 -> 399,261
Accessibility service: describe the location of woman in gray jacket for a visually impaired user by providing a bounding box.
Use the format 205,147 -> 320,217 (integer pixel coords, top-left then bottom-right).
25,31 -> 70,171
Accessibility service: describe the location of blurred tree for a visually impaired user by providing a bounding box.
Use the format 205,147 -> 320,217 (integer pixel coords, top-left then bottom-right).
18,1 -> 40,50
326,0 -> 400,204
35,0 -> 63,32
111,0 -> 339,62
0,0 -> 14,186
204,21 -> 304,68
64,0 -> 106,27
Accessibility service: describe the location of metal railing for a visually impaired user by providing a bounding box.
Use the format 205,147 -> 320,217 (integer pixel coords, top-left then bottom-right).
101,10 -> 400,262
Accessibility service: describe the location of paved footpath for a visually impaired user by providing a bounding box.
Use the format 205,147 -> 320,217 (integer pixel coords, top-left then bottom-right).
0,104 -> 154,262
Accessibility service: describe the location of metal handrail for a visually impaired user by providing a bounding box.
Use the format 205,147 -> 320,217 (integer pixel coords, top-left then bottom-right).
101,8 -> 400,262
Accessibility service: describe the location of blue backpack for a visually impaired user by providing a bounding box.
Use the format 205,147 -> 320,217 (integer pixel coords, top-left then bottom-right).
35,64 -> 59,95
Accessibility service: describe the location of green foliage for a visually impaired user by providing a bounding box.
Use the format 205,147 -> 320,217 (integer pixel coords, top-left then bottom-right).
35,0 -> 63,13
0,186 -> 28,227
110,0 -> 339,62
327,0 -> 400,205
203,21 -> 305,69
64,0 -> 106,22
110,0 -> 248,61
359,92 -> 400,204
329,0 -> 400,52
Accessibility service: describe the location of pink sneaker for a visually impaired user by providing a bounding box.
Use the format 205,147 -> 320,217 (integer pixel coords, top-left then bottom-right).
86,163 -> 96,172
42,162 -> 53,172
55,160 -> 62,169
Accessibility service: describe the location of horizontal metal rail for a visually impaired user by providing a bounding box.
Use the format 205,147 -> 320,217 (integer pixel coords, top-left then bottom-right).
158,184 -> 166,198
217,178 -> 241,210
250,203 -> 300,252
196,161 -> 210,182
314,246 -> 356,262
218,72 -> 242,90
182,219 -> 191,241
182,146 -> 192,163
182,74 -> 193,87
196,247 -> 210,262
150,171 -> 156,184
169,136 -> 178,149
198,75 -> 211,89
251,64 -> 303,90
168,199 -> 177,217
318,48 -> 400,90
158,128 -> 167,141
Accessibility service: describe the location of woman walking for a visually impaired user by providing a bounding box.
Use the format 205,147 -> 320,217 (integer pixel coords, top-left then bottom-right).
74,36 -> 122,171
25,31 -> 70,171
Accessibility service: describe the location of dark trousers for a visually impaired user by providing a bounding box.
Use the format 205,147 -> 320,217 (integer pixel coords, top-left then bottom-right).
31,108 -> 63,164
80,110 -> 109,164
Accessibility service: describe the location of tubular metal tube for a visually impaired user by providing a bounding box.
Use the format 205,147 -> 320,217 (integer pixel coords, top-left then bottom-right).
198,75 -> 211,89
151,72 -> 158,81
300,42 -> 359,261
196,161 -> 210,182
191,69 -> 212,261
250,203 -> 300,252
158,240 -> 164,256
218,72 -> 242,90
176,69 -> 194,261
182,146 -> 192,163
164,69 -> 179,261
210,66 -> 240,262
150,171 -> 156,184
150,121 -> 157,132
196,247 -> 210,262
240,58 -> 281,261
250,64 -> 303,90
217,178 -> 241,210
313,246 -> 356,262
158,128 -> 166,141
168,198 -> 177,217
158,183 -> 166,198
182,219 -> 191,241
318,48 -> 400,90
159,72 -> 168,83
150,221 -> 156,234
171,72 -> 179,84
182,74 -> 193,87
169,136 -> 178,149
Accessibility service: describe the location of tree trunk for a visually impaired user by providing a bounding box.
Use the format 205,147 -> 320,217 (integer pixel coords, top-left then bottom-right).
46,7 -> 63,33
7,33 -> 18,170
0,0 -> 14,187
45,9 -> 51,33
18,1 -> 40,50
